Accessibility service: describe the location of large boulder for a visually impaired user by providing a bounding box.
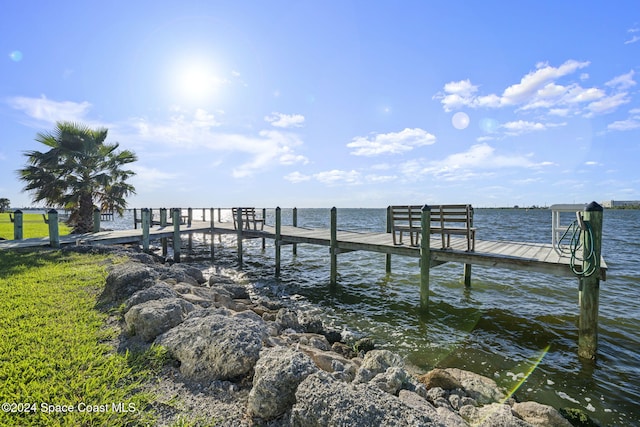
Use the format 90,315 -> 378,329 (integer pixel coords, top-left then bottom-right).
290,371 -> 438,426
354,349 -> 404,383
102,261 -> 156,302
512,401 -> 572,427
124,298 -> 196,342
445,368 -> 506,405
156,309 -> 267,381
246,347 -> 318,420
459,402 -> 531,427
157,264 -> 204,286
124,282 -> 180,311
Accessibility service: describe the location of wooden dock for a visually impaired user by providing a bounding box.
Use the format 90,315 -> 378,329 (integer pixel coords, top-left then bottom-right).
0,205 -> 607,359
0,216 -> 607,280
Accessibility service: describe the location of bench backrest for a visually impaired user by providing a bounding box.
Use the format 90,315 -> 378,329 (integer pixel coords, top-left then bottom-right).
390,204 -> 473,229
232,207 -> 259,228
431,204 -> 473,229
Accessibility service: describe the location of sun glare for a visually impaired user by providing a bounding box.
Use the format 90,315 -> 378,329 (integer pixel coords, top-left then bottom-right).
174,60 -> 223,103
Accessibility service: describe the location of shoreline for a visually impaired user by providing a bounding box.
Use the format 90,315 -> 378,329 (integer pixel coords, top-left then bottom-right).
88,244 -> 595,426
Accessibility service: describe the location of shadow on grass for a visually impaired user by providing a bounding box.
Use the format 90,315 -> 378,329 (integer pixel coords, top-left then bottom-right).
0,248 -> 71,276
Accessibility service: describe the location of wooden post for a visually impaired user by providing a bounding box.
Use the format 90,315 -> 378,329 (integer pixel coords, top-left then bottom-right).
202,208 -> 206,221
292,207 -> 298,256
420,205 -> 431,310
463,264 -> 472,288
275,207 -> 282,277
236,207 -> 243,267
93,207 -> 101,233
463,207 -> 473,287
217,207 -> 221,222
330,207 -> 337,286
262,207 -> 266,250
141,208 -> 150,251
172,208 -> 181,262
159,208 -> 168,256
187,207 -> 193,226
385,205 -> 392,273
48,209 -> 60,248
210,208 -> 215,261
578,201 -> 603,360
133,208 -> 138,229
187,207 -> 193,251
13,210 -> 23,240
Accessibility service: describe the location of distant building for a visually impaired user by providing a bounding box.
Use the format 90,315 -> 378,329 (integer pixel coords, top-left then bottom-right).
601,200 -> 640,208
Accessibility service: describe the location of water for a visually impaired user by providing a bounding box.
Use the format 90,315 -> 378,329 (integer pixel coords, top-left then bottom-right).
105,208 -> 639,426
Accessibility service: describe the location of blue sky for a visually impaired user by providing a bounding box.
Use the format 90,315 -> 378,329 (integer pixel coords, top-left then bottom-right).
1,1 -> 639,208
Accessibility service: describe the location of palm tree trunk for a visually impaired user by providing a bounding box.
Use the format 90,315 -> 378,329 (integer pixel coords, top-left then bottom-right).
74,192 -> 95,233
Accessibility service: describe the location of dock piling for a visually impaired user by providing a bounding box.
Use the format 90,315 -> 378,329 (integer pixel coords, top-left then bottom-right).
262,208 -> 267,250
330,207 -> 337,285
236,207 -> 243,267
578,202 -> 603,360
210,208 -> 215,261
13,210 -> 23,240
385,206 -> 392,273
48,209 -> 59,248
420,205 -> 431,310
172,208 -> 181,262
275,207 -> 282,277
160,208 -> 168,256
141,208 -> 150,251
292,207 -> 298,256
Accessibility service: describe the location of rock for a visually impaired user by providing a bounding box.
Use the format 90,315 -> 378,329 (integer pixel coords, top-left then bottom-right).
445,368 -> 506,405
156,309 -> 267,381
101,261 -> 156,303
331,341 -> 357,359
464,403 -> 531,427
370,366 -> 410,395
246,347 -> 318,420
354,349 -> 404,383
512,401 -> 573,427
276,308 -> 301,331
354,337 -> 376,354
124,282 -> 180,311
290,371 -> 438,426
399,390 -> 468,427
157,265 -> 200,286
419,368 -> 463,390
298,311 -> 324,334
323,329 -> 343,344
297,344 -> 359,382
558,408 -> 599,427
169,264 -> 206,284
125,298 -> 196,342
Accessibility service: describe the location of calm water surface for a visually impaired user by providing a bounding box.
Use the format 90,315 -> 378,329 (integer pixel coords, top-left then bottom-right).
107,208 -> 639,426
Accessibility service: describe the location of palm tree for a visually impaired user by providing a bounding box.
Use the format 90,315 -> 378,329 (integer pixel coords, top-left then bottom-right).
18,121 -> 137,233
0,198 -> 10,213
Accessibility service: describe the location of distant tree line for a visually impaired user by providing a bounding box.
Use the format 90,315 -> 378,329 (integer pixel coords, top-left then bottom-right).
0,198 -> 9,213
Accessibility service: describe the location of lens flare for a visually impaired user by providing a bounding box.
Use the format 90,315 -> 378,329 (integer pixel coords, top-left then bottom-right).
9,50 -> 23,62
452,112 -> 470,130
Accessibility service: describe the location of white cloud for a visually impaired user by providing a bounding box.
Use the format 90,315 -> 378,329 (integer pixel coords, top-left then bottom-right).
265,112 -> 305,128
500,120 -> 566,136
314,170 -> 361,185
586,92 -> 630,116
284,171 -> 311,183
347,128 -> 436,156
131,165 -> 181,189
7,95 -> 92,124
607,109 -> 640,131
502,60 -> 590,106
400,143 -> 551,181
606,70 -> 636,89
433,60 -> 629,118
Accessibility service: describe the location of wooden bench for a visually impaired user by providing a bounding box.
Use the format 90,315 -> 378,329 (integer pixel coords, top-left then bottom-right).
232,207 -> 265,230
390,204 -> 476,251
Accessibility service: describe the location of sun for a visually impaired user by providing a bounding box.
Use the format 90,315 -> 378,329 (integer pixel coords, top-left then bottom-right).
173,60 -> 223,103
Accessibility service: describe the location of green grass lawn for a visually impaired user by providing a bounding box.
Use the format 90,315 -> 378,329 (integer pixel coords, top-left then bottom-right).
0,249 -> 163,426
0,213 -> 72,240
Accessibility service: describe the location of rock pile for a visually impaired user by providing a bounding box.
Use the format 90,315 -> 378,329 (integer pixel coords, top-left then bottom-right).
98,247 -> 574,426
